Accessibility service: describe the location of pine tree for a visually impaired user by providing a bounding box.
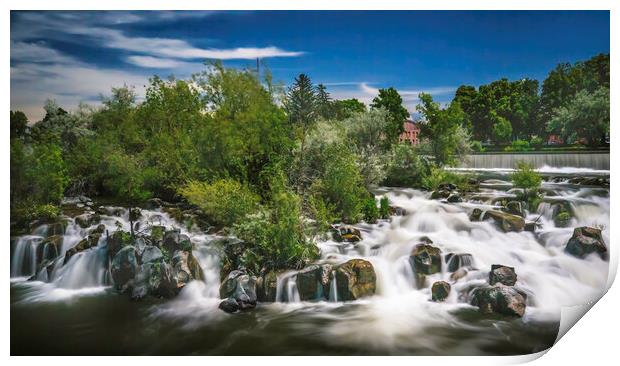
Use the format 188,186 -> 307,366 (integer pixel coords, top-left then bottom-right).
315,83 -> 333,119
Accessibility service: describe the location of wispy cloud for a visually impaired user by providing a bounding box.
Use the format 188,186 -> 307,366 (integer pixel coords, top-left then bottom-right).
126,55 -> 202,69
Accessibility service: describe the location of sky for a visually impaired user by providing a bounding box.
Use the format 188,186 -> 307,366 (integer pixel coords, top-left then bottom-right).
10,10 -> 610,121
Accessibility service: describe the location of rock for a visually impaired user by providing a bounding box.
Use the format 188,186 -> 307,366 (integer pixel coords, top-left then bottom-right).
256,271 -> 279,302
438,183 -> 457,191
482,210 -> 525,232
145,198 -> 164,209
111,246 -> 138,292
332,225 -> 362,242
470,285 -> 526,317
64,232 -> 101,264
446,193 -> 462,203
219,298 -> 240,313
131,261 -> 177,300
431,281 -> 451,302
75,213 -> 101,228
96,206 -> 124,217
430,189 -> 451,200
450,268 -> 468,282
141,246 -> 164,264
445,253 -> 474,272
565,227 -> 607,260
47,220 -> 69,236
295,264 -> 332,301
91,224 -> 106,235
553,211 -> 572,228
107,230 -> 130,259
410,244 -> 442,275
505,201 -> 525,218
150,225 -> 165,241
489,264 -> 517,286
389,206 -> 407,216
38,235 -> 62,262
129,208 -> 142,222
469,208 -> 483,221
524,221 -> 539,232
171,250 -> 203,290
162,230 -> 192,254
219,270 -> 257,310
334,259 -> 376,301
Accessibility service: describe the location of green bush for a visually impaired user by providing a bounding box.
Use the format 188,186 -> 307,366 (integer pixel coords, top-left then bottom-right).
178,179 -> 260,228
470,140 -> 485,152
530,136 -> 544,150
510,162 -> 542,209
505,139 -> 531,152
379,196 -> 390,219
308,196 -> 337,238
362,197 -> 379,224
234,189 -> 319,273
421,165 -> 472,191
384,143 -> 431,188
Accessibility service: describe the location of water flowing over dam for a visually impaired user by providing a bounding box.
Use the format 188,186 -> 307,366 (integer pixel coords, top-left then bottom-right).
460,152 -> 610,170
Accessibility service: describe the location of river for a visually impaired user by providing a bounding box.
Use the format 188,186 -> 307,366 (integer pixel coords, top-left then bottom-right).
10,168 -> 610,355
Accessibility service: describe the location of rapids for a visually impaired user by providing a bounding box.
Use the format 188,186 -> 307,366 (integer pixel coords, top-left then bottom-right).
10,170 -> 610,355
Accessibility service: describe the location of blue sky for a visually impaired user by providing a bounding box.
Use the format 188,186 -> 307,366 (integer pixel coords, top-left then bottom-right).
11,10 -> 610,121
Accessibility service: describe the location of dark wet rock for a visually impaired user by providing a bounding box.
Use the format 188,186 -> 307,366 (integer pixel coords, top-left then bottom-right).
219,298 -> 240,313
482,210 -> 525,232
46,219 -> 69,236
332,225 -> 362,242
38,235 -> 62,262
446,193 -> 462,203
162,230 -> 192,254
553,211 -> 572,228
141,245 -> 164,264
96,206 -> 124,217
171,250 -> 203,290
256,271 -> 280,302
565,227 -> 607,260
410,243 -> 442,275
445,253 -> 474,272
219,270 -> 257,310
438,183 -> 457,191
75,213 -> 101,228
524,221 -> 539,232
64,232 -> 101,264
91,224 -> 106,235
296,264 -> 333,301
131,261 -> 177,300
470,284 -> 526,317
430,189 -> 451,200
419,236 -> 433,244
389,206 -> 407,216
504,201 -> 525,218
145,198 -> 165,209
450,268 -> 468,282
111,246 -> 138,292
334,259 -> 376,301
431,281 -> 451,302
469,208 -> 483,221
568,176 -> 609,187
489,264 -> 517,286
107,230 -> 131,259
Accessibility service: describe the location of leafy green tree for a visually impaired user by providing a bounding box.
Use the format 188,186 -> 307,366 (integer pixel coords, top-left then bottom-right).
547,87 -> 609,146
10,111 -> 28,139
370,87 -> 409,144
333,98 -> 366,120
417,93 -> 470,166
491,113 -> 513,143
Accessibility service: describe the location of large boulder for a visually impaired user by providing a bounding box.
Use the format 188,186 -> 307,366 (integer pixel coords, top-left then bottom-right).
38,235 -> 62,262
64,232 -> 102,264
141,245 -> 164,264
131,261 -> 176,300
219,270 -> 258,310
489,264 -> 517,286
75,213 -> 101,229
482,210 -> 525,232
111,246 -> 138,292
219,297 -> 240,313
46,219 -> 69,236
162,230 -> 192,254
470,285 -> 526,317
565,227 -> 608,260
107,230 -> 131,259
295,264 -> 332,301
445,253 -> 474,272
334,259 -> 376,301
256,271 -> 279,302
331,225 -> 362,242
410,244 -> 442,275
504,201 -> 525,218
431,281 -> 451,302
171,250 -> 203,290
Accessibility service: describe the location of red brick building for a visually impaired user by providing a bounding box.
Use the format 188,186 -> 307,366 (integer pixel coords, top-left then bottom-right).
399,120 -> 421,145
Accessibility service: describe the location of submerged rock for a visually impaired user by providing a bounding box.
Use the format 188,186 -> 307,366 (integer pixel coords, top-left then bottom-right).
565,227 -> 607,260
504,201 -> 525,218
332,225 -> 362,242
296,264 -> 332,301
431,281 -> 451,302
219,297 -> 240,313
334,259 -> 376,301
111,246 -> 138,292
256,271 -> 279,302
489,264 -> 517,286
75,213 -> 101,229
445,253 -> 474,272
64,232 -> 101,264
482,210 -> 525,232
410,243 -> 442,275
470,284 -> 526,317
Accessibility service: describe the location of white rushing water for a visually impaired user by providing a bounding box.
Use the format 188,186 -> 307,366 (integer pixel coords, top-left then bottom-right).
10,172 -> 610,352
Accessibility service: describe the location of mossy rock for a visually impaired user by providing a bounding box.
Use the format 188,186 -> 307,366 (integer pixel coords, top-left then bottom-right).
410,243 -> 442,275
471,285 -> 526,317
431,281 -> 451,302
296,264 -> 332,301
482,210 -> 525,232
334,259 -> 376,301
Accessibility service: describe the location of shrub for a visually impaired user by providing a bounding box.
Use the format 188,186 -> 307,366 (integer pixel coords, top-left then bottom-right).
234,189 -> 319,273
384,143 -> 431,188
178,179 -> 260,228
470,140 -> 485,152
530,136 -> 544,150
505,139 -> 531,152
379,196 -> 390,219
362,197 -> 379,224
422,165 -> 471,191
510,162 -> 542,209
308,196 -> 337,238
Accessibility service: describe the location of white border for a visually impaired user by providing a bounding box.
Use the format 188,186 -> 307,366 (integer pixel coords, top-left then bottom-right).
2,1 -> 617,365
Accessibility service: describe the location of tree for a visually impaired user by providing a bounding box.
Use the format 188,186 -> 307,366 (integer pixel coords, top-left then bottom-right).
10,111 -> 28,139
370,87 -> 409,145
333,98 -> 366,120
547,87 -> 609,146
491,112 -> 512,143
285,74 -> 318,136
417,93 -> 470,166
315,83 -> 333,119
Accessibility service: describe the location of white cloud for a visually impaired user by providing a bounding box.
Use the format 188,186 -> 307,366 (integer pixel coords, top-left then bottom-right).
126,55 -> 201,69
11,41 -> 78,64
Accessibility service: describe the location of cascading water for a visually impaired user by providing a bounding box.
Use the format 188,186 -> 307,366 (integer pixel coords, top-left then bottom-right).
11,168 -> 611,355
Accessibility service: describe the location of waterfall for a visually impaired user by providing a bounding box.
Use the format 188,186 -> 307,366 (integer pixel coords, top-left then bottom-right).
328,271 -> 338,302
11,235 -> 43,278
275,273 -> 300,303
460,152 -> 610,170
